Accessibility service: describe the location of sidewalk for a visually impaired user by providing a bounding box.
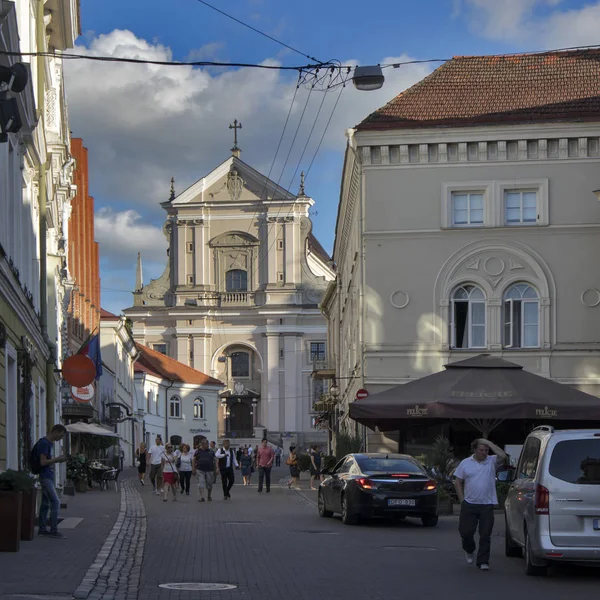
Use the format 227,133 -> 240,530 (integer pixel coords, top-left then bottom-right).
0,470 -> 131,599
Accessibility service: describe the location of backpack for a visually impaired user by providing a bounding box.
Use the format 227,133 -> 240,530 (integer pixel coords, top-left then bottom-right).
30,440 -> 42,475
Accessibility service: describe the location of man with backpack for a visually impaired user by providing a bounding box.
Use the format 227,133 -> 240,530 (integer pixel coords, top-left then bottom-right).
32,424 -> 68,538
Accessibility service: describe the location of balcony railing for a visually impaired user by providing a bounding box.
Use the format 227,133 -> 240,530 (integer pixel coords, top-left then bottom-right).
312,393 -> 338,413
311,358 -> 336,380
220,292 -> 253,306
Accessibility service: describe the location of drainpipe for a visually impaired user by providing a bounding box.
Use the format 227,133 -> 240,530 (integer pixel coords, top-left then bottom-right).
36,1 -> 57,429
164,380 -> 174,442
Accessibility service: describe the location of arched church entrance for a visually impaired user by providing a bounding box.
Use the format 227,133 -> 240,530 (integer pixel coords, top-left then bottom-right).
227,400 -> 253,439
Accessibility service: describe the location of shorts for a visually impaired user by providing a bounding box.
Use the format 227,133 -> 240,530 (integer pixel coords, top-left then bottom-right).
197,471 -> 215,490
290,466 -> 300,478
163,472 -> 177,485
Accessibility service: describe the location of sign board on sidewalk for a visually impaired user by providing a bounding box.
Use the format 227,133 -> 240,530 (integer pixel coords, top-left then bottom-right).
356,388 -> 369,400
71,384 -> 94,404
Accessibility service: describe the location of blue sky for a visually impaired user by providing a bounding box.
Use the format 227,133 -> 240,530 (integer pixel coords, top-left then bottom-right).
65,0 -> 600,313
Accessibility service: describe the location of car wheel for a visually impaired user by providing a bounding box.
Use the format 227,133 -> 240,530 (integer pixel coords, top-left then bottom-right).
505,518 -> 522,558
341,494 -> 358,525
421,515 -> 438,527
524,531 -> 547,576
318,490 -> 333,518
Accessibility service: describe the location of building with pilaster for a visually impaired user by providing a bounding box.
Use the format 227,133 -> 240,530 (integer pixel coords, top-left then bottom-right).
124,140 -> 334,451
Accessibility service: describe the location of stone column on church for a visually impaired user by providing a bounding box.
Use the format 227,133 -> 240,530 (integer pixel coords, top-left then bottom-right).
284,218 -> 296,285
267,217 -> 278,286
283,334 -> 300,433
264,332 -> 280,432
193,220 -> 204,287
175,335 -> 188,365
176,221 -> 187,289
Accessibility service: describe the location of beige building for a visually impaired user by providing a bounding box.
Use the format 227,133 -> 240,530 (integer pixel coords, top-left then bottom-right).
124,142 -> 334,449
323,50 -> 600,451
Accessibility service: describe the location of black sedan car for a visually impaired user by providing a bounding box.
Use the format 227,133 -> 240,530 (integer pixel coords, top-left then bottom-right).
318,453 -> 439,526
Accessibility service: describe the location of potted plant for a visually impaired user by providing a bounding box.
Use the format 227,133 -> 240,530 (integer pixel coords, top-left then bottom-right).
66,454 -> 89,493
426,435 -> 457,514
0,470 -> 35,551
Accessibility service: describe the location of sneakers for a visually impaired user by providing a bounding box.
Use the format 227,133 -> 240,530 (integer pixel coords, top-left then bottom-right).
38,529 -> 50,537
198,498 -> 205,502
48,531 -> 66,539
479,564 -> 489,571
141,480 -> 145,486
465,552 -> 474,565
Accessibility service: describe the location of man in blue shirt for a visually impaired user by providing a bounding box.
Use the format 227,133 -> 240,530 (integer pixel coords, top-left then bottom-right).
37,424 -> 68,538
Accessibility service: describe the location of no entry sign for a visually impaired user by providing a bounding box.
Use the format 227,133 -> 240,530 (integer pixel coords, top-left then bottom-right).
356,388 -> 369,400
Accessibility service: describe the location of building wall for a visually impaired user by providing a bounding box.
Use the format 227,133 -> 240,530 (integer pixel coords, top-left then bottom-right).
134,373 -> 166,448
329,123 -> 600,440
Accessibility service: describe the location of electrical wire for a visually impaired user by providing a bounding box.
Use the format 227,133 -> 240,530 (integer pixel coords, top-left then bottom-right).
193,0 -> 323,64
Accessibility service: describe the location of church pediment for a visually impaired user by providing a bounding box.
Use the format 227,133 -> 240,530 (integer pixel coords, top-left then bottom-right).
170,157 -> 296,205
209,231 -> 260,248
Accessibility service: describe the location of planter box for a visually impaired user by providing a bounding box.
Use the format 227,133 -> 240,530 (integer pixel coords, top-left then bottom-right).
75,479 -> 88,493
0,491 -> 23,552
20,488 -> 37,541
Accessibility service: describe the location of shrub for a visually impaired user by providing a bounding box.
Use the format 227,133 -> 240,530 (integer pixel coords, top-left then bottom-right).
0,469 -> 36,491
322,455 -> 338,471
297,454 -> 311,472
426,435 -> 455,481
66,454 -> 88,481
335,432 -> 363,460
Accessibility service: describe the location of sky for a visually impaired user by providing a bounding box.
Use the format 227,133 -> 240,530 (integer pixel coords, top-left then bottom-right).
64,0 -> 600,314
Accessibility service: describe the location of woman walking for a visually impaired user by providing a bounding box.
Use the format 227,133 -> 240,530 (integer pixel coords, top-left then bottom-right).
161,444 -> 179,502
178,444 -> 193,495
240,448 -> 253,486
136,442 -> 148,486
310,445 -> 322,490
286,446 -> 300,490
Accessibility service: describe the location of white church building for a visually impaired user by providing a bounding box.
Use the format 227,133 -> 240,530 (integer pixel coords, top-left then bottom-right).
124,137 -> 334,450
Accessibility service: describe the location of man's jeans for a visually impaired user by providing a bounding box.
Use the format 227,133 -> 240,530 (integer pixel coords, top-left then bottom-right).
258,466 -> 272,492
458,502 -> 495,565
221,467 -> 235,497
39,477 -> 60,534
149,464 -> 162,489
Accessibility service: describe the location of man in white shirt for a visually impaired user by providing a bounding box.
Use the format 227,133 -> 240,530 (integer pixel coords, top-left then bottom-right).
454,438 -> 507,571
148,436 -> 166,495
215,439 -> 239,499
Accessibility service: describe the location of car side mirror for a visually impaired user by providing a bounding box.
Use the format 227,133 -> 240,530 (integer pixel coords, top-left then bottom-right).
496,468 -> 514,482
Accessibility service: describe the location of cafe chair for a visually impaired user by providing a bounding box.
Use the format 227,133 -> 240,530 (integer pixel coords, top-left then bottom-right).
101,468 -> 120,491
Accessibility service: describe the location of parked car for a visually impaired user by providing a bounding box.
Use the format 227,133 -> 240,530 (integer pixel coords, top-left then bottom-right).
502,426 -> 600,575
318,453 -> 438,526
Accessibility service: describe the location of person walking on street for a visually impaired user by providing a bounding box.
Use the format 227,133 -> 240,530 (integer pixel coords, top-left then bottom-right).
275,446 -> 282,467
178,444 -> 193,495
161,444 -> 179,502
454,438 -> 507,571
136,442 -> 148,485
256,439 -> 275,493
286,446 -> 300,490
193,439 -> 218,502
35,424 -> 68,538
149,436 -> 165,495
310,445 -> 322,490
240,448 -> 253,486
215,439 -> 238,499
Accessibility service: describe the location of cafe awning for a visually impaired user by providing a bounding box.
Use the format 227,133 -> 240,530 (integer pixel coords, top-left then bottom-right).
66,422 -> 120,438
349,354 -> 600,432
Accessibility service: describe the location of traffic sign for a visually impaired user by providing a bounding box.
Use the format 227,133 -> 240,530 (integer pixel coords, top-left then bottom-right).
62,354 -> 96,386
356,388 -> 369,400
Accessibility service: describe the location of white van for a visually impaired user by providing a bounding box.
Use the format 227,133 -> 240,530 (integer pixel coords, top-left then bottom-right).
502,426 -> 600,575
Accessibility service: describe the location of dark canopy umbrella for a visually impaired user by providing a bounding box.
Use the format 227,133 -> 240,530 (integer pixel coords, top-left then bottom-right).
350,354 -> 600,433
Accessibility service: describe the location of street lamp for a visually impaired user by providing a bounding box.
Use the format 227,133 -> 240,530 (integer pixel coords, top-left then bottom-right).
353,66 -> 385,91
329,381 -> 340,401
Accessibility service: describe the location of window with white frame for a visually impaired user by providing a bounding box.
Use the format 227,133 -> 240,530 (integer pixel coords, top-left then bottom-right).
310,341 -> 327,362
451,285 -> 486,349
503,284 -> 539,348
169,395 -> 181,418
452,192 -> 484,226
504,190 -> 537,225
193,397 -> 204,419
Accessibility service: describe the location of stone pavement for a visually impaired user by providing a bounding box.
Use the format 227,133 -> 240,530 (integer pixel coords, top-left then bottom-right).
0,473 -> 123,599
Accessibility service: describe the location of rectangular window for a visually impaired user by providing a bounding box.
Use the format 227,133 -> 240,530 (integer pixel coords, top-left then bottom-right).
277,272 -> 284,282
310,342 -> 326,362
370,146 -> 381,164
547,139 -> 559,158
186,242 -> 194,253
146,391 -> 152,414
447,143 -> 458,162
452,192 -> 484,226
427,145 -> 438,162
408,145 -> 419,163
505,190 -> 537,224
527,140 -> 538,159
152,343 -> 168,355
389,145 -> 400,163
187,274 -> 194,284
568,138 -> 579,157
277,239 -> 284,250
231,352 -> 250,378
169,399 -> 180,418
504,299 -> 539,348
549,440 -> 600,484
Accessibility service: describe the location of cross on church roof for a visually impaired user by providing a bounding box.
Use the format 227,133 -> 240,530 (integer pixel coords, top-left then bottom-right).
229,119 -> 242,157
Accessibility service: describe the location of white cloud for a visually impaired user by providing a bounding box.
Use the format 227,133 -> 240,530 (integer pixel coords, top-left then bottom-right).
457,0 -> 600,48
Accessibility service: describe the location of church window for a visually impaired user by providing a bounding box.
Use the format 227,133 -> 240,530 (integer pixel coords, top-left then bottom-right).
169,395 -> 181,418
152,343 -> 168,355
310,342 -> 326,362
226,269 -> 247,292
231,352 -> 250,378
186,242 -> 194,253
187,274 -> 194,284
193,398 -> 204,419
277,239 -> 284,250
277,272 -> 284,282
503,284 -> 539,348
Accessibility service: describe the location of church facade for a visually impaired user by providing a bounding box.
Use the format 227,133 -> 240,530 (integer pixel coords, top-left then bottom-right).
124,142 -> 334,449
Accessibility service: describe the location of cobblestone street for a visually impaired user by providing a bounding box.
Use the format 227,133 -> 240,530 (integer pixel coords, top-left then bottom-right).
2,472 -> 600,600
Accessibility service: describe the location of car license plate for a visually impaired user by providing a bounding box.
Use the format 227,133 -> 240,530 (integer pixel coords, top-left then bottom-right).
388,499 -> 416,507
594,519 -> 600,531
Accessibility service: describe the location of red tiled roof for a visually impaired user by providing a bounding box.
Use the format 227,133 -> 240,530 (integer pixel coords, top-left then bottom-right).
134,344 -> 223,386
100,308 -> 120,320
358,49 -> 600,131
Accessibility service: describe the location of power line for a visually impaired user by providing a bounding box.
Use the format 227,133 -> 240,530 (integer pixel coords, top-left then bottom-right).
194,0 -> 323,64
